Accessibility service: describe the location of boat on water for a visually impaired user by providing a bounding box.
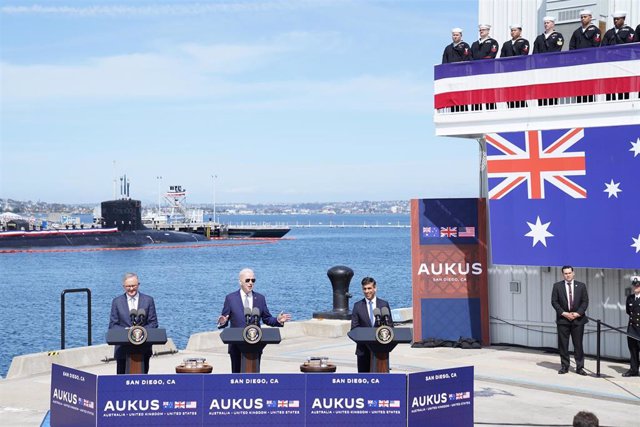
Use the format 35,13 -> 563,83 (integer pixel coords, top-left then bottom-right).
143,185 -> 290,239
0,182 -> 289,248
0,198 -> 208,248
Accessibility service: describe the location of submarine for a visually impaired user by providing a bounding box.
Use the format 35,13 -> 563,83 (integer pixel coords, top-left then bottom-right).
0,198 -> 208,249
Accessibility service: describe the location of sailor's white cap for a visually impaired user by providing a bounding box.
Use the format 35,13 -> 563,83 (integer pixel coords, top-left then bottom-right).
579,9 -> 592,17
478,24 -> 491,30
612,11 -> 627,18
451,27 -> 463,33
632,276 -> 640,285
510,24 -> 522,30
543,16 -> 556,23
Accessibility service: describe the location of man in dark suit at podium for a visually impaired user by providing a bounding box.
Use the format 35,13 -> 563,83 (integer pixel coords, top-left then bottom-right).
551,266 -> 589,376
109,272 -> 158,374
217,268 -> 291,373
351,277 -> 393,373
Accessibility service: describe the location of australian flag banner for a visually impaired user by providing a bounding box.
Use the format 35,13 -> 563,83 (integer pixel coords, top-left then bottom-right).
487,124 -> 640,269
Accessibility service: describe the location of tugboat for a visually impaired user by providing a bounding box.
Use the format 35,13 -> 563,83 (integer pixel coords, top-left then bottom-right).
143,185 -> 290,239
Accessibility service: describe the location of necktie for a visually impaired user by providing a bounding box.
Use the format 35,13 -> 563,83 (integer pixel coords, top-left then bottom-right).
567,283 -> 573,311
369,300 -> 374,326
129,297 -> 136,310
244,293 -> 250,309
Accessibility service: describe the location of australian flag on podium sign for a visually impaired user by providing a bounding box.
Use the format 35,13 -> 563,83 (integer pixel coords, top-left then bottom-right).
487,124 -> 640,269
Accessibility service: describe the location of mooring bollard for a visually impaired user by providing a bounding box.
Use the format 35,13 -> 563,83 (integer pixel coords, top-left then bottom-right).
312,265 -> 354,320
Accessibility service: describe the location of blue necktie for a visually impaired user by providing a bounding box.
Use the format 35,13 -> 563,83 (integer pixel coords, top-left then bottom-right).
369,300 -> 374,326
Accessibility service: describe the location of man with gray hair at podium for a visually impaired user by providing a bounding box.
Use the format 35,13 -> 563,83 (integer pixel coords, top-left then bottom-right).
217,268 -> 291,373
109,272 -> 158,374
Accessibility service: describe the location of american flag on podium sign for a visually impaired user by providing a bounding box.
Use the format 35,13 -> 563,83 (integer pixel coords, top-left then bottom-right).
487,124 -> 640,269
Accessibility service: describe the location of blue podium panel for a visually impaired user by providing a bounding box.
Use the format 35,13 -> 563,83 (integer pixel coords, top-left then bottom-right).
421,298 -> 481,341
97,374 -> 203,426
408,366 -> 474,427
202,374 -> 305,426
50,364 -> 97,427
305,373 -> 407,426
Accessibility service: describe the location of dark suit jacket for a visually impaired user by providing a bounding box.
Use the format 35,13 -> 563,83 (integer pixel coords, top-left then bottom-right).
219,291 -> 281,329
350,298 -> 392,356
551,280 -> 589,325
108,292 -> 158,359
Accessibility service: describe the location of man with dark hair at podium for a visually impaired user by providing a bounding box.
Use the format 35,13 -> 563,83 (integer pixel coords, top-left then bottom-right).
217,268 -> 291,373
109,272 -> 158,374
351,277 -> 393,373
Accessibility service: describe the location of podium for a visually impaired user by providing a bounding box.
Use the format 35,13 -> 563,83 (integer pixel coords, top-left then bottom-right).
220,327 -> 281,373
348,327 -> 412,373
106,328 -> 167,374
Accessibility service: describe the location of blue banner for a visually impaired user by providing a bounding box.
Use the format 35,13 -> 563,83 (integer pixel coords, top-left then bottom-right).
203,374 -> 305,426
305,374 -> 407,426
407,366 -> 474,427
487,124 -> 640,269
50,364 -> 97,427
97,374 -> 203,426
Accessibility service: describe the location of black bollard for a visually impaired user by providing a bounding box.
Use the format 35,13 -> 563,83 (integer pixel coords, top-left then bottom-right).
312,265 -> 354,320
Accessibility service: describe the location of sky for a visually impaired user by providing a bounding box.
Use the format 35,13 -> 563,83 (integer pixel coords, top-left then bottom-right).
0,0 -> 481,205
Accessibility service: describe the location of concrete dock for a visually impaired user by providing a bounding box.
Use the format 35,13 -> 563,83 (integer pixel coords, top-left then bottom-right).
1,319 -> 638,426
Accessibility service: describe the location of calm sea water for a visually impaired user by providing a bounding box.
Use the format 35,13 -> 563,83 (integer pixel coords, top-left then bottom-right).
0,214 -> 411,376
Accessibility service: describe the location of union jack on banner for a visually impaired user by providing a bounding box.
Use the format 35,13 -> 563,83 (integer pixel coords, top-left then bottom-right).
440,227 -> 457,238
487,128 -> 586,200
278,400 -> 288,407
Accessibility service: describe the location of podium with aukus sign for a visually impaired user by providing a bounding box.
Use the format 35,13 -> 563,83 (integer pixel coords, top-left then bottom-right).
220,326 -> 281,373
49,363 -> 473,426
105,327 -> 167,374
348,326 -> 413,372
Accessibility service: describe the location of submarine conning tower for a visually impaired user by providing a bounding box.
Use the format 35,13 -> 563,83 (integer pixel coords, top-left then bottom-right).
101,199 -> 145,231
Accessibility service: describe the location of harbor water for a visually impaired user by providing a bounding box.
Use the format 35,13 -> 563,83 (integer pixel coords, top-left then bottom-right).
0,214 -> 411,377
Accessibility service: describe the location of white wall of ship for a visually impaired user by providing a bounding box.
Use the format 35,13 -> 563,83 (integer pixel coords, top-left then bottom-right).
475,0 -> 638,360
478,0 -> 639,50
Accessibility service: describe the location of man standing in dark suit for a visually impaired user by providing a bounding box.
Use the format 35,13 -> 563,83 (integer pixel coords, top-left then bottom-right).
109,272 -> 158,374
350,277 -> 393,373
551,266 -> 589,375
622,276 -> 640,377
217,268 -> 291,373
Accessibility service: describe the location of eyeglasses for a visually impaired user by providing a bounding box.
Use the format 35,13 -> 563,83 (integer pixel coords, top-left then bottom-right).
244,278 -> 256,283
124,284 -> 139,288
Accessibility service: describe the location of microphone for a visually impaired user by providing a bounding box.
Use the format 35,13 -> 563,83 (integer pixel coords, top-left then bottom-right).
129,309 -> 138,326
373,308 -> 381,327
244,307 -> 252,325
251,307 -> 261,325
380,307 -> 392,326
136,308 -> 146,326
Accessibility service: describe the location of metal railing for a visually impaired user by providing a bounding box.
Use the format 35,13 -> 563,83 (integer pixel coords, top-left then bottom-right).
61,288 -> 92,349
587,316 -> 639,378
